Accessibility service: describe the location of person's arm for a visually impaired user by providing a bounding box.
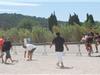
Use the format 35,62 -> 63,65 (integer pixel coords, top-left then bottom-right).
50,42 -> 53,48
10,41 -> 13,50
64,42 -> 69,51
50,39 -> 55,48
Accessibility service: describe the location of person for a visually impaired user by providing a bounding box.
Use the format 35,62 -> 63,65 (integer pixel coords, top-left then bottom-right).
23,38 -> 37,61
2,38 -> 13,64
81,34 -> 87,43
85,33 -> 94,56
50,32 -> 69,68
94,33 -> 100,53
0,36 -> 5,63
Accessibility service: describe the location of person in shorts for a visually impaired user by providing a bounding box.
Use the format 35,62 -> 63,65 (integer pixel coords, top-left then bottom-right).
2,38 -> 13,64
23,38 -> 37,61
50,32 -> 69,68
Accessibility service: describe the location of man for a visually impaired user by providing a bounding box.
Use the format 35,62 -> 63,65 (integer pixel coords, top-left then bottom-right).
50,32 -> 69,68
2,38 -> 13,64
0,36 -> 5,63
85,33 -> 94,56
94,33 -> 100,53
23,38 -> 37,61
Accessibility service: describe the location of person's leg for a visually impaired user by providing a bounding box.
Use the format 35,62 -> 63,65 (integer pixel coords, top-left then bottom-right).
56,52 -> 60,67
95,42 -> 98,53
5,50 -> 13,63
28,51 -> 32,60
85,44 -> 91,56
29,48 -> 36,60
59,52 -> 64,67
30,53 -> 32,60
88,44 -> 92,56
0,49 -> 4,63
1,52 -> 4,63
56,52 -> 64,67
27,51 -> 31,61
27,51 -> 30,59
61,62 -> 64,68
24,51 -> 26,58
29,50 -> 33,60
85,44 -> 89,52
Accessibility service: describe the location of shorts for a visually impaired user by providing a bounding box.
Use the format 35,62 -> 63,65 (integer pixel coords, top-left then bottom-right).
0,49 -> 4,57
29,48 -> 36,53
5,50 -> 11,58
56,52 -> 63,62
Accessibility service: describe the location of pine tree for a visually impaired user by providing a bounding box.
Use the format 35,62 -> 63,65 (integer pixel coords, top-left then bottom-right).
85,13 -> 95,26
68,13 -> 80,25
48,12 -> 58,32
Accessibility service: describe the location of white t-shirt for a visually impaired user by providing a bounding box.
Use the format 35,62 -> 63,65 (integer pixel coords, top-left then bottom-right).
24,38 -> 27,46
25,44 -> 37,51
81,35 -> 88,42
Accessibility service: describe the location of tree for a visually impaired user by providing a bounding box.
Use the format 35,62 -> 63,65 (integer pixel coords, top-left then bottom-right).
18,18 -> 39,31
85,13 -> 95,27
48,12 -> 58,32
68,13 -> 80,25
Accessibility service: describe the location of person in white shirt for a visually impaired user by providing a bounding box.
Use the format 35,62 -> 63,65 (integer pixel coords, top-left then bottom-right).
23,38 -> 37,61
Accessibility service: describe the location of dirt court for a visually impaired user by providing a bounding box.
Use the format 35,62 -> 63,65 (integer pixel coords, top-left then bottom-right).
0,44 -> 100,74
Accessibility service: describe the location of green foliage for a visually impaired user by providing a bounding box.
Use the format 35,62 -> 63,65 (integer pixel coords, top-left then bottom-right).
48,12 -> 58,32
60,25 -> 81,42
18,18 -> 40,31
68,13 -> 80,25
31,26 -> 53,43
85,13 -> 94,24
0,13 -> 100,43
0,29 -> 5,37
5,28 -> 18,38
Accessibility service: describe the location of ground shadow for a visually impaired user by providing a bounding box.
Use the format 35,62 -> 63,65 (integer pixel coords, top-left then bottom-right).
26,59 -> 38,61
61,66 -> 73,69
91,55 -> 100,57
13,60 -> 19,62
4,63 -> 15,65
56,66 -> 73,69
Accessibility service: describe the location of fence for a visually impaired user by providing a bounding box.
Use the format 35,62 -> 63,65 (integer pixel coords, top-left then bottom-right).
12,42 -> 99,56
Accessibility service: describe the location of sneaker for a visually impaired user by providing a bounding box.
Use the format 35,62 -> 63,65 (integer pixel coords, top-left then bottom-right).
95,51 -> 98,53
56,63 -> 60,67
60,65 -> 64,68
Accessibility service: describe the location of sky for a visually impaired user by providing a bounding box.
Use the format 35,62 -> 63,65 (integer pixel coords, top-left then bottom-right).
0,0 -> 100,22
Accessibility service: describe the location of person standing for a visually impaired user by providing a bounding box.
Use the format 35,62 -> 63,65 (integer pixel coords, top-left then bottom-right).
94,33 -> 100,53
0,36 -> 5,63
2,38 -> 13,64
85,33 -> 94,56
50,32 -> 69,68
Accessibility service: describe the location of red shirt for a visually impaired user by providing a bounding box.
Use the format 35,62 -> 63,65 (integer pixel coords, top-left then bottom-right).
0,38 -> 5,49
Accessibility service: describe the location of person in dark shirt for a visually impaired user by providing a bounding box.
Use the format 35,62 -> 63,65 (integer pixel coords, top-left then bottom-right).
50,32 -> 69,68
2,38 -> 13,64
